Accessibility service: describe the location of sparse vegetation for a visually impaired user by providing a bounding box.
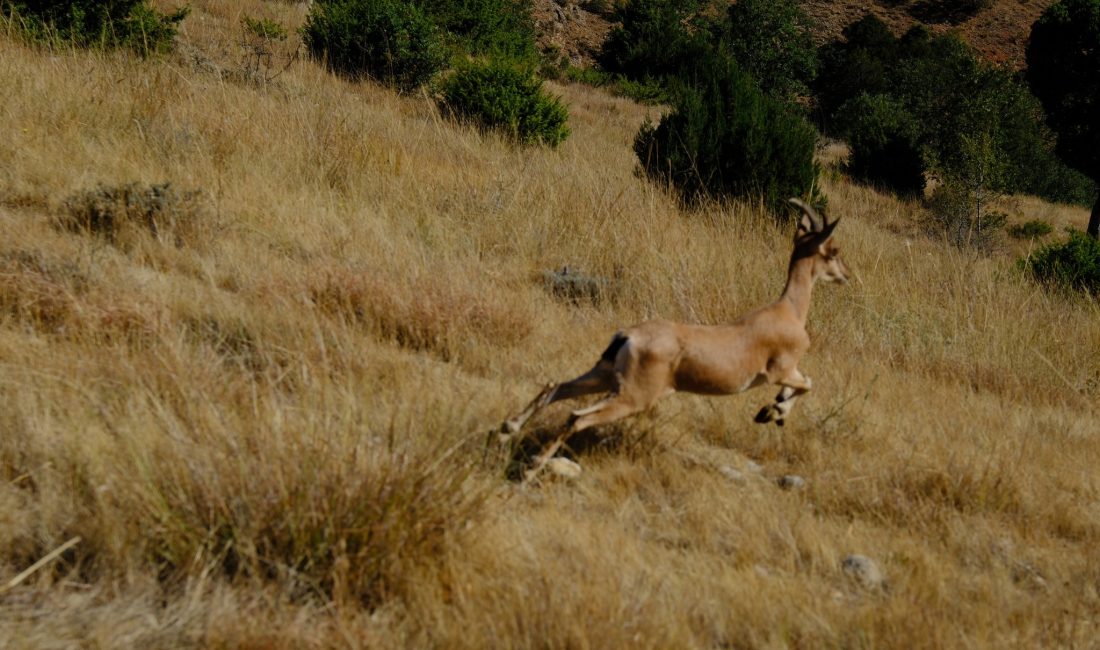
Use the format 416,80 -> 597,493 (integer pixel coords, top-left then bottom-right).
441,59 -> 570,147
239,16 -> 290,85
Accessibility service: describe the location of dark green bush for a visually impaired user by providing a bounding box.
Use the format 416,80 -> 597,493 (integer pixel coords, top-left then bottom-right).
1027,0 -> 1100,237
909,0 -> 993,24
1009,220 -> 1054,240
302,0 -> 446,91
1025,231 -> 1100,293
598,0 -> 708,82
634,60 -> 817,208
814,16 -> 910,128
413,0 -> 536,61
441,60 -> 570,147
714,0 -> 817,101
2,0 -> 187,55
600,0 -> 815,105
816,16 -> 1096,207
838,93 -> 924,196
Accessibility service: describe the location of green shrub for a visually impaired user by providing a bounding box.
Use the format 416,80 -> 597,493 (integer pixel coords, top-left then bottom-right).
815,17 -> 929,129
553,65 -> 668,104
441,60 -> 570,147
634,59 -> 817,208
1025,231 -> 1100,293
242,16 -> 287,42
613,76 -> 667,103
925,176 -> 1007,251
2,0 -> 187,55
715,0 -> 817,101
838,93 -> 924,196
413,0 -> 536,61
598,0 -> 708,82
926,131 -> 1012,251
816,16 -> 1097,207
1009,220 -> 1054,240
302,0 -> 446,91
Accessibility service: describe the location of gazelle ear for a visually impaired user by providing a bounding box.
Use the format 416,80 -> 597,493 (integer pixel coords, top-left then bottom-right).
816,219 -> 841,254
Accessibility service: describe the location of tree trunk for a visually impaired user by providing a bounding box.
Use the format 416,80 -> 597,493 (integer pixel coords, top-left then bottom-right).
1089,194 -> 1100,239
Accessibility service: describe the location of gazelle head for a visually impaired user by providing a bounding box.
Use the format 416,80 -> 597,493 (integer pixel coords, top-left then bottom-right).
789,198 -> 850,285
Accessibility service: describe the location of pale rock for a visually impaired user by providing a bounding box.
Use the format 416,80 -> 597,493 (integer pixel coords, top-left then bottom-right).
546,457 -> 582,480
777,475 -> 805,490
842,554 -> 886,590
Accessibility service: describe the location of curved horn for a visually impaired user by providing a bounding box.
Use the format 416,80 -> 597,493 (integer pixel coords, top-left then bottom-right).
788,198 -> 824,233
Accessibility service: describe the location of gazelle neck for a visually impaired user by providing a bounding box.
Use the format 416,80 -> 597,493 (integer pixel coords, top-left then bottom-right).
780,254 -> 815,324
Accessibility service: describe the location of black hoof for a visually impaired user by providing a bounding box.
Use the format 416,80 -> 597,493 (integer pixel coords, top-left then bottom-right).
754,406 -> 772,424
775,418 -> 785,428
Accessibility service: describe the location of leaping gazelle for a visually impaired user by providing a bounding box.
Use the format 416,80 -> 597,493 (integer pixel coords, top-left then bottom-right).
500,199 -> 851,480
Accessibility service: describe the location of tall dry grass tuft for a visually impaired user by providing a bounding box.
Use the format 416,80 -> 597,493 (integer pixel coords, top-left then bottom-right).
309,263 -> 534,365
0,1 -> 1098,646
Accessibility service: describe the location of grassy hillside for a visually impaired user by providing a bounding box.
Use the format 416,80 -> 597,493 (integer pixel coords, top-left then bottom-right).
1,1 -> 1098,647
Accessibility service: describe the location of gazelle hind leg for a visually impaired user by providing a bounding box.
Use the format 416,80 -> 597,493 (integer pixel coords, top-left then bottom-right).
524,395 -> 643,484
569,395 -> 643,433
755,371 -> 812,426
501,364 -> 616,436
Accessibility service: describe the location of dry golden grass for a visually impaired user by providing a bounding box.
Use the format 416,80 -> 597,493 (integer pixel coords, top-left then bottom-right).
1,3 -> 1098,647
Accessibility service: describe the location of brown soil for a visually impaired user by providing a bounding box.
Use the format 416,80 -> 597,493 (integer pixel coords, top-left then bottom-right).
532,1 -> 614,66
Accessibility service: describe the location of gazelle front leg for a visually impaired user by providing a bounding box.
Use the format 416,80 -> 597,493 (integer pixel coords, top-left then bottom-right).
754,370 -> 812,426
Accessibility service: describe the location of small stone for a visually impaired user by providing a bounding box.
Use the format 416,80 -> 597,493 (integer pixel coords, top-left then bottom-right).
541,266 -> 610,303
745,460 -> 764,474
718,465 -> 746,484
842,554 -> 885,590
777,475 -> 805,490
545,457 -> 582,480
